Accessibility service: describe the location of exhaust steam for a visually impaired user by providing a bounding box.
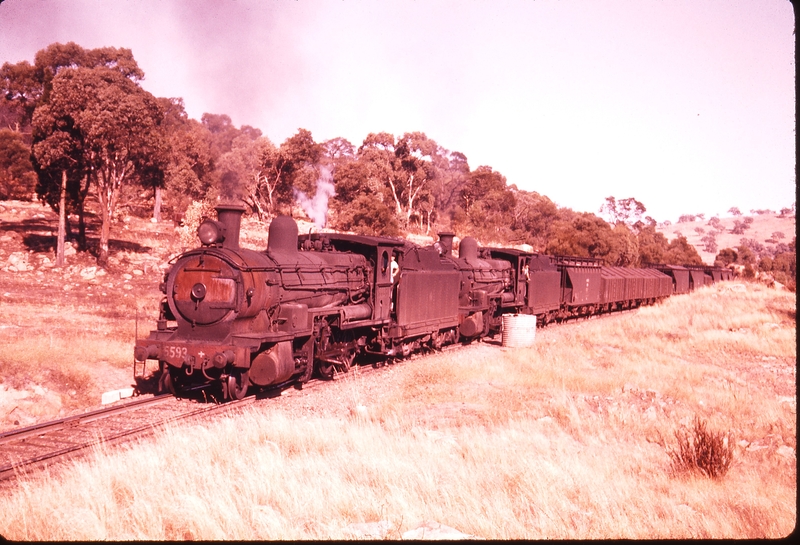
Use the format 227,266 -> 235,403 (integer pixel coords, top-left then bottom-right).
293,166 -> 335,229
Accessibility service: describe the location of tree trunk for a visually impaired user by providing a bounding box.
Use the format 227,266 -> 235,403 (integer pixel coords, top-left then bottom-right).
56,169 -> 67,267
77,201 -> 86,251
76,174 -> 90,250
98,197 -> 111,265
97,171 -> 116,266
153,185 -> 162,222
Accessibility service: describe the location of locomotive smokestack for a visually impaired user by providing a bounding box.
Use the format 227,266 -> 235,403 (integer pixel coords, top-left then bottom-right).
216,204 -> 246,250
437,232 -> 455,257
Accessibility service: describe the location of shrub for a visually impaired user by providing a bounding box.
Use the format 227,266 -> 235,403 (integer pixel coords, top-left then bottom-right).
714,248 -> 737,267
701,233 -> 717,254
730,220 -> 751,235
667,417 -> 734,479
0,129 -> 37,200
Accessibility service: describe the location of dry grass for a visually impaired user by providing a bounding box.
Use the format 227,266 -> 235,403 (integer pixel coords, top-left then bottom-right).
0,281 -> 794,540
0,300 -> 143,412
667,416 -> 734,478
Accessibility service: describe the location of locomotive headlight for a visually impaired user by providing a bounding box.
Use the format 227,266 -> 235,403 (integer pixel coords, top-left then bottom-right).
197,219 -> 226,246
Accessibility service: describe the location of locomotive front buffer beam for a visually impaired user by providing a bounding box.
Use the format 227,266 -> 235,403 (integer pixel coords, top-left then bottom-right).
135,340 -> 251,374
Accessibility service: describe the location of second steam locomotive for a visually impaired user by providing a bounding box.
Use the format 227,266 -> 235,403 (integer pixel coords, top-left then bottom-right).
134,204 -> 731,400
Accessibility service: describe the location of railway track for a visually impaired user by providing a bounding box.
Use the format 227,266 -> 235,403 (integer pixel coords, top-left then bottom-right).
0,393 -> 255,484
0,337 -> 461,486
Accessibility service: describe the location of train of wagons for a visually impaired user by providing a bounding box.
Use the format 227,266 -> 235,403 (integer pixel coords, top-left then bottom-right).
133,203 -> 733,400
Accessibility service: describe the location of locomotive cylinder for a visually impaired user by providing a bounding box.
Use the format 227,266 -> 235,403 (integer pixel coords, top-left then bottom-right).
250,341 -> 294,386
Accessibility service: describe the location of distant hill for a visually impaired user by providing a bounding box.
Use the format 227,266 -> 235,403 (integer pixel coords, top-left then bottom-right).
657,213 -> 795,265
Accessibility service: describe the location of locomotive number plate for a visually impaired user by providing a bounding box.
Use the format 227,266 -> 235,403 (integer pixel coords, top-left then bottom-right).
165,345 -> 188,361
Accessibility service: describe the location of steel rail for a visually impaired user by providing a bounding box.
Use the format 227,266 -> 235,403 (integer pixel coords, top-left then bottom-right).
0,396 -> 255,482
0,394 -> 174,445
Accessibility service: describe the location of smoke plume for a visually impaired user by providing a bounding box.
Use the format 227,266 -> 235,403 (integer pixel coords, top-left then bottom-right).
219,170 -> 243,203
294,166 -> 335,228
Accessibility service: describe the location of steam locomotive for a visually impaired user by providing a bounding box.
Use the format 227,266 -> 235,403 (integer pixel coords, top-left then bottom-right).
133,204 -> 732,400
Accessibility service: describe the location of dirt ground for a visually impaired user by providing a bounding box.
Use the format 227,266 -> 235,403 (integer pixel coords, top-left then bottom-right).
0,200 -> 175,426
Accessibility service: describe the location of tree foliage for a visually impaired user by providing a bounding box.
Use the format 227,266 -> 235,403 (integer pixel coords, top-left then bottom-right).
730,217 -> 753,235
509,189 -> 559,251
663,235 -> 703,266
0,129 -> 37,199
455,166 -> 516,242
354,131 -> 439,229
714,248 -> 738,267
31,47 -> 167,264
2,42 -> 144,140
159,99 -> 217,217
333,193 -> 401,237
599,196 -> 652,231
9,41 -> 730,274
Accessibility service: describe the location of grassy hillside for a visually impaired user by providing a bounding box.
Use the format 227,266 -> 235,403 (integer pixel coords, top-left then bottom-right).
0,281 -> 795,540
658,213 -> 795,265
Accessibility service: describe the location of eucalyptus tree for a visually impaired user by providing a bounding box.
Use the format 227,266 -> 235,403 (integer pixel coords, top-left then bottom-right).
429,149 -> 469,224
158,98 -> 217,219
356,131 -> 441,230
243,128 -> 323,219
12,42 -> 161,264
33,64 -> 166,265
30,102 -> 86,265
1,42 -> 143,139
216,134 -> 275,219
456,165 -> 516,242
330,155 -> 399,236
510,189 -> 559,251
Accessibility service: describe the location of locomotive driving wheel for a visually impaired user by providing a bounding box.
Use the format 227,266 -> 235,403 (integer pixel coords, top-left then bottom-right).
225,369 -> 249,400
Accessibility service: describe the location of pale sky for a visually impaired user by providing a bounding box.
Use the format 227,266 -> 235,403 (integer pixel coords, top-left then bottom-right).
0,0 -> 795,222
